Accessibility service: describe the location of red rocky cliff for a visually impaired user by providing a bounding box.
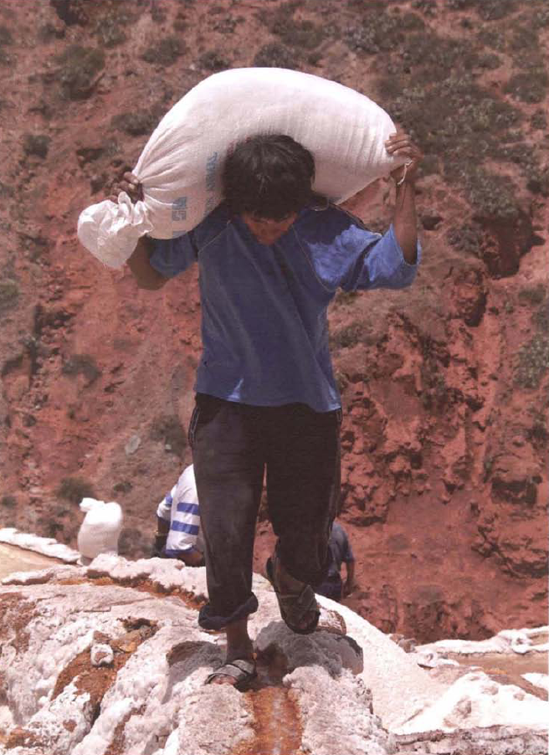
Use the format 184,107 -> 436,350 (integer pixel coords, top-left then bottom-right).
0,0 -> 547,643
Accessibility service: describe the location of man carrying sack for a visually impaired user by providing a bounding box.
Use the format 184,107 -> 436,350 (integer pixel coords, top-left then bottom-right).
109,130 -> 422,690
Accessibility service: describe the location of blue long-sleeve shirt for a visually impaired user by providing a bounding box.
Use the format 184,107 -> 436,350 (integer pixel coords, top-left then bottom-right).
150,202 -> 420,412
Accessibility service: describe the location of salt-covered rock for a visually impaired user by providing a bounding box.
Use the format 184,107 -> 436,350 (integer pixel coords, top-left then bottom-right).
0,528 -> 80,563
0,555 -> 547,755
90,644 -> 114,667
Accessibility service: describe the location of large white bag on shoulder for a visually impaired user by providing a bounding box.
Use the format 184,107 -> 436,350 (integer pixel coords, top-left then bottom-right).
78,67 -> 404,269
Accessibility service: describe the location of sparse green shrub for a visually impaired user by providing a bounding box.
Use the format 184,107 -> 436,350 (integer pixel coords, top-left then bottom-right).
214,16 -> 239,34
334,290 -> 360,306
141,37 -> 185,67
253,42 -> 299,69
113,481 -> 133,495
534,303 -> 549,332
150,414 -> 187,456
330,322 -> 362,350
0,24 -> 13,64
0,26 -> 12,45
378,71 -> 519,181
62,353 -> 101,383
447,0 -> 515,20
504,70 -> 549,104
0,181 -> 13,198
514,334 -> 549,389
345,9 -> 424,54
274,18 -> 325,50
534,6 -> 549,27
38,23 -> 65,42
531,110 -> 547,131
46,520 -> 64,538
57,476 -> 96,504
23,133 -> 51,158
462,167 -> 519,222
150,2 -> 167,24
1,495 -> 17,509
0,280 -> 19,312
55,45 -> 105,100
51,0 -> 89,26
112,106 -> 164,137
94,9 -> 133,48
518,286 -> 546,306
198,50 -> 230,72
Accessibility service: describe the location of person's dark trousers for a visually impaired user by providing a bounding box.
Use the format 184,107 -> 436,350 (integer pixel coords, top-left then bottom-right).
189,393 -> 341,631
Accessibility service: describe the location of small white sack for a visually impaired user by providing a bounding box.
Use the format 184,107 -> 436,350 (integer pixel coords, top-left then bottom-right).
78,67 -> 404,268
77,498 -> 123,561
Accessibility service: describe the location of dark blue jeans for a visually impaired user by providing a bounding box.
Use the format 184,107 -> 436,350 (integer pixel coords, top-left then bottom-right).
190,393 -> 341,630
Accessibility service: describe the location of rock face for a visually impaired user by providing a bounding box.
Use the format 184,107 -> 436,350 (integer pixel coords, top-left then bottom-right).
0,556 -> 547,755
0,0 -> 547,643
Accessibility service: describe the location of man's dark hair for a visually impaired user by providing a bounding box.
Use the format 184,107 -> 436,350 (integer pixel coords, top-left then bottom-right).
222,134 -> 315,220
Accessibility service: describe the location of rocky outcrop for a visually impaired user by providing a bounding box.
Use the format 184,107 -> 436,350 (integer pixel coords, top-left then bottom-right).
0,555 -> 547,755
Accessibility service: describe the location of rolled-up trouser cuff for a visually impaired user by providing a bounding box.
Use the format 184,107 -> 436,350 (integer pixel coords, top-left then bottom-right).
198,593 -> 259,631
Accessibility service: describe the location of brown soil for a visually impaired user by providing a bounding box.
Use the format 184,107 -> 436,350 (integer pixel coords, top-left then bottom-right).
0,593 -> 36,653
58,573 -> 207,610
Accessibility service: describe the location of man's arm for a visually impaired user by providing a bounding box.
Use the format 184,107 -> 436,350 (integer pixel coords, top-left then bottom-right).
385,133 -> 423,264
127,236 -> 169,290
109,171 -> 169,290
343,559 -> 356,597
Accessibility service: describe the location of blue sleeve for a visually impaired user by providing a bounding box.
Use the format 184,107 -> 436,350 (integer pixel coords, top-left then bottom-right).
341,224 -> 421,292
149,232 -> 198,279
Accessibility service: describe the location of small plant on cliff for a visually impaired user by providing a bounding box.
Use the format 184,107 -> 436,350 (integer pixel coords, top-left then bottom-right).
141,37 -> 186,67
57,476 -> 96,505
518,286 -> 546,306
0,280 -> 19,313
94,8 -> 134,48
330,322 -> 363,350
253,42 -> 299,69
23,133 -> 51,159
504,70 -> 549,105
0,24 -> 13,65
112,106 -> 165,137
54,45 -> 105,100
62,353 -> 101,384
447,0 -> 516,20
1,495 -> 17,509
150,414 -> 187,456
514,334 -> 549,389
198,50 -> 231,72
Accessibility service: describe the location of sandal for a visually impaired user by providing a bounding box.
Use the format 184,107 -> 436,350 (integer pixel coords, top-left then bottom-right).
205,658 -> 257,691
266,554 -> 320,635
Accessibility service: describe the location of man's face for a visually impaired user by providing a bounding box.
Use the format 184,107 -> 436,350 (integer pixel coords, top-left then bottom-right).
241,212 -> 298,246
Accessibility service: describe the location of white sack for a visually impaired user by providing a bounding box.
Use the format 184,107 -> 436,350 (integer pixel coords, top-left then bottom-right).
78,67 -> 405,268
77,498 -> 123,561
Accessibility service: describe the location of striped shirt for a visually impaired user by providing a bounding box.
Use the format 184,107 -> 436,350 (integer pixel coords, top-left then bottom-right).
156,464 -> 203,557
